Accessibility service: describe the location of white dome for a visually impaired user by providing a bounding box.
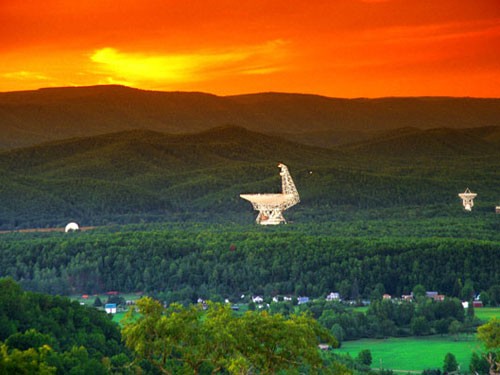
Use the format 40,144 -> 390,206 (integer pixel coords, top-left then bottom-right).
65,222 -> 80,232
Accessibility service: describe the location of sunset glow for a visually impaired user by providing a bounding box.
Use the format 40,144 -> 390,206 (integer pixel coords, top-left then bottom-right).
1,0 -> 499,97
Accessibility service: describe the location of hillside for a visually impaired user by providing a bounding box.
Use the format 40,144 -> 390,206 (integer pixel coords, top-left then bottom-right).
1,85 -> 500,149
341,127 -> 500,158
1,125 -> 499,230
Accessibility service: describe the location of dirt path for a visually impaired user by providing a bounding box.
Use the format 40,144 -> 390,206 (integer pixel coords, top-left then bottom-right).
0,226 -> 96,234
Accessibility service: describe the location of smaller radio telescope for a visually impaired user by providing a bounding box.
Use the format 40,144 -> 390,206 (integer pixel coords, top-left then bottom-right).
65,222 -> 80,232
240,163 -> 300,225
458,188 -> 477,211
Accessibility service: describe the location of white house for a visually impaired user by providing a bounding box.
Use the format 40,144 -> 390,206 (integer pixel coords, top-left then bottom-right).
105,303 -> 117,314
298,297 -> 309,305
252,296 -> 264,303
326,292 -> 340,301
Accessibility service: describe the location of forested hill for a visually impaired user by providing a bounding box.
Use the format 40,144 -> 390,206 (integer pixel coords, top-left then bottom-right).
340,126 -> 500,158
1,84 -> 500,149
1,126 -> 499,230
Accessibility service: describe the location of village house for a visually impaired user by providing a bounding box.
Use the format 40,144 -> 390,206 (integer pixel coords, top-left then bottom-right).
105,303 -> 117,314
401,293 -> 413,301
326,292 -> 340,301
252,296 -> 264,303
298,296 -> 309,305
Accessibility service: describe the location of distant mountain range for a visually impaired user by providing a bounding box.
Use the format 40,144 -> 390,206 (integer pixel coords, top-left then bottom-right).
1,85 -> 499,149
1,125 -> 499,229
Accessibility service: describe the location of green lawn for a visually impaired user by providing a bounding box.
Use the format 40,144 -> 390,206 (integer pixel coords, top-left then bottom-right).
475,307 -> 500,322
336,335 -> 482,372
112,311 -> 127,325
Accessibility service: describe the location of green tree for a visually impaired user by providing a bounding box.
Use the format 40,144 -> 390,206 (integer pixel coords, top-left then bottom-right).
413,284 -> 426,298
489,286 -> 500,306
123,297 -> 338,374
443,352 -> 458,373
479,291 -> 491,307
411,316 -> 430,336
448,320 -> 462,341
469,351 -> 489,374
357,349 -> 372,366
460,279 -> 474,301
5,329 -> 57,352
330,324 -> 345,343
0,343 -> 56,374
477,318 -> 500,374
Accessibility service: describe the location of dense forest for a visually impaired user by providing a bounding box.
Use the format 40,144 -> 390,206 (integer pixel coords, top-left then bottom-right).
1,125 -> 499,230
1,221 -> 498,304
0,278 -> 132,374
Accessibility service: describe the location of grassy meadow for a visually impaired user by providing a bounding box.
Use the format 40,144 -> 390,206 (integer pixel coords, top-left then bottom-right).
336,335 -> 482,372
475,307 -> 500,322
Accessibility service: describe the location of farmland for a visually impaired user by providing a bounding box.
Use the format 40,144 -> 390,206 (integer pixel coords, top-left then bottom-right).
336,335 -> 481,372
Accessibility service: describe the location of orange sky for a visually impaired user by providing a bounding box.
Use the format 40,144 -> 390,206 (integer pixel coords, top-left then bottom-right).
1,0 -> 499,97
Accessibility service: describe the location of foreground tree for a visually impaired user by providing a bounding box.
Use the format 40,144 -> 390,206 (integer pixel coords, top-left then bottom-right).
443,352 -> 458,374
357,349 -> 372,366
122,297 -> 338,374
0,343 -> 55,374
477,318 -> 500,375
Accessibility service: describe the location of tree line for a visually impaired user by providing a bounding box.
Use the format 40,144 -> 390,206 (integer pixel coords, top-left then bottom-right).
0,226 -> 498,305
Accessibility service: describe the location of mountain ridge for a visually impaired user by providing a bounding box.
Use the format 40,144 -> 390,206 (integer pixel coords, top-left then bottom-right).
1,85 -> 499,150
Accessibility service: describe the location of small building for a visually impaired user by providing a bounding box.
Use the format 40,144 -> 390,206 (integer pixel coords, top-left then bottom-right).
318,344 -> 331,351
105,303 -> 117,314
473,300 -> 484,308
252,296 -> 264,303
496,206 -> 500,214
326,292 -> 340,301
401,294 -> 413,301
298,296 -> 309,305
426,291 -> 438,299
462,301 -> 469,309
426,291 -> 444,301
383,294 -> 392,300
283,296 -> 292,302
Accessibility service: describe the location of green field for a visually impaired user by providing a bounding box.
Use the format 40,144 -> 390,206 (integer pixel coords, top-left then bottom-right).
336,335 -> 482,372
475,307 -> 500,322
112,311 -> 127,325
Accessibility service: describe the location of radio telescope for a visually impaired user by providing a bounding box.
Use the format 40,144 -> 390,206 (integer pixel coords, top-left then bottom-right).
65,222 -> 80,232
240,163 -> 300,225
458,188 -> 477,211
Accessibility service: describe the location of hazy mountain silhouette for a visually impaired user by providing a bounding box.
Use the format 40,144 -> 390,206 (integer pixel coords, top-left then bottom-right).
1,85 -> 499,149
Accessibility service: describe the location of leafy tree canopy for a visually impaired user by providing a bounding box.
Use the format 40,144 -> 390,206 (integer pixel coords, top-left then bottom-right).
123,297 -> 338,374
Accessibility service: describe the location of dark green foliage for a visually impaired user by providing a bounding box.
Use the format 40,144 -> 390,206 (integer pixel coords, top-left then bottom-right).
0,224 -> 498,302
0,278 -> 131,373
442,352 -> 458,373
469,352 -> 489,374
357,349 -> 372,366
1,122 -> 500,230
422,369 -> 442,375
123,298 -> 337,374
